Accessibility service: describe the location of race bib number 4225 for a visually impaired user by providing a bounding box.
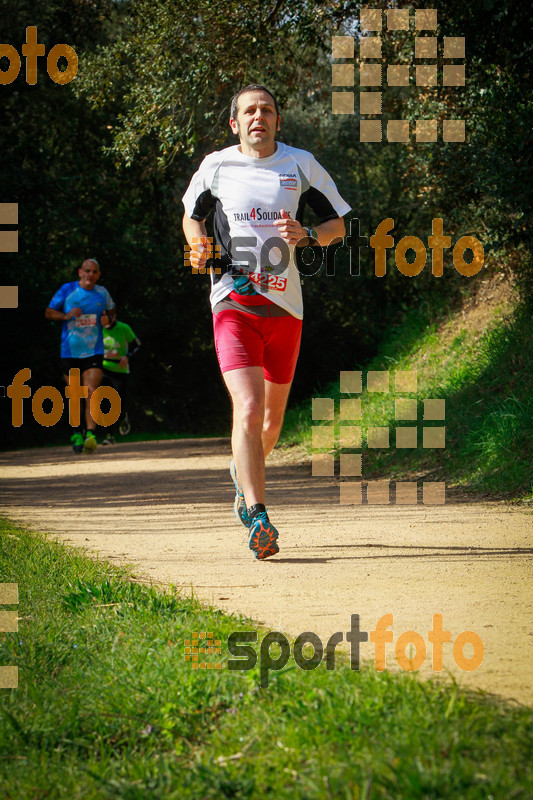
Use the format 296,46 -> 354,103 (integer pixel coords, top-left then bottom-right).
249,272 -> 287,292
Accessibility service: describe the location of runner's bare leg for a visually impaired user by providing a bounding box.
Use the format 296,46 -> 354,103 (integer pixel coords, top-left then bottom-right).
262,379 -> 292,457
223,366 -> 265,506
223,369 -> 293,508
81,367 -> 103,431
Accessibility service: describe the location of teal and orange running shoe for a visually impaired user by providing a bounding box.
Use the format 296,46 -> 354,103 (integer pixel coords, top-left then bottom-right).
229,460 -> 252,528
248,512 -> 279,560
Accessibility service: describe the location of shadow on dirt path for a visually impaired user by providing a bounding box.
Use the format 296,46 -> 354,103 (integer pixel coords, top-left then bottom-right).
1,438 -> 532,705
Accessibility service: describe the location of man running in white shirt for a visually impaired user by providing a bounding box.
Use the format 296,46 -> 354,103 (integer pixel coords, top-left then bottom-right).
182,85 -> 350,559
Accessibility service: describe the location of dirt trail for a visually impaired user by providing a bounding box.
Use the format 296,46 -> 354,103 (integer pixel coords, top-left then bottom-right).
1,438 -> 531,704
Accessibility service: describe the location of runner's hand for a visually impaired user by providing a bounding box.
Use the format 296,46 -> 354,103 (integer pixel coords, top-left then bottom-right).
190,236 -> 209,270
272,209 -> 307,246
65,307 -> 82,320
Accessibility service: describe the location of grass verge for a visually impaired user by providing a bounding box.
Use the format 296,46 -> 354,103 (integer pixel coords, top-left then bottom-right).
281,285 -> 533,500
1,519 -> 532,799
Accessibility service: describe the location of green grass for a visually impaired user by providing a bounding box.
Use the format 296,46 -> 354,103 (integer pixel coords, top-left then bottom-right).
281,290 -> 533,501
1,519 -> 532,798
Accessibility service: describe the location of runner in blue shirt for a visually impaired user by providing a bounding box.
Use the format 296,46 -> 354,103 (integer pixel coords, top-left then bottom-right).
45,258 -> 115,453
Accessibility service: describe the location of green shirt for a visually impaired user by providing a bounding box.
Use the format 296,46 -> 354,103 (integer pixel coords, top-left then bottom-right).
102,321 -> 137,374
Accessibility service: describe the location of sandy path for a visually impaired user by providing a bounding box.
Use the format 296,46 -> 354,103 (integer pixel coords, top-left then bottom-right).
1,438 -> 532,705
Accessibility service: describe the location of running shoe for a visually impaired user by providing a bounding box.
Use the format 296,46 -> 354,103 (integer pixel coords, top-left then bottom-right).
119,413 -> 131,436
248,512 -> 279,560
102,435 -> 115,445
70,432 -> 84,454
229,460 -> 252,528
83,431 -> 97,453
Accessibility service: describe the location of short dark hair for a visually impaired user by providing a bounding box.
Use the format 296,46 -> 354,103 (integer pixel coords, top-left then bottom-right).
230,84 -> 280,121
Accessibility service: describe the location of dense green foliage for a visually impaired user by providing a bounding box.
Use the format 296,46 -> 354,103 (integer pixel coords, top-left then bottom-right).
2,522 -> 532,798
283,280 -> 533,499
1,0 -> 531,449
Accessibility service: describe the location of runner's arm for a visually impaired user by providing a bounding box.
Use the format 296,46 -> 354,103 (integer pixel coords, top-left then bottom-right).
45,306 -> 81,321
116,337 -> 141,369
301,216 -> 345,247
127,337 -> 141,359
183,213 -> 209,269
273,212 -> 345,247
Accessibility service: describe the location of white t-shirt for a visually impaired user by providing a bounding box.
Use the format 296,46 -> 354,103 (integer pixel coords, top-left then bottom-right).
182,142 -> 351,319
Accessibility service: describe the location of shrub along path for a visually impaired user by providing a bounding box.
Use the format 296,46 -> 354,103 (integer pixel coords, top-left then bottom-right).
0,437 -> 531,704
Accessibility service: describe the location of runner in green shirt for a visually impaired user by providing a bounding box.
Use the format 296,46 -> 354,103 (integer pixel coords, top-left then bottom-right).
100,313 -> 141,442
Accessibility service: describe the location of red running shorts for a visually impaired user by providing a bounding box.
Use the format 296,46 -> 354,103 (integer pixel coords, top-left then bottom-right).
213,309 -> 302,384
